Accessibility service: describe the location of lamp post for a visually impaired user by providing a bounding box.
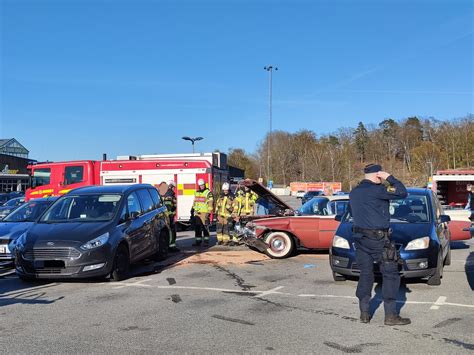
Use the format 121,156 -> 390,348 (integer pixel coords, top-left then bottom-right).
264,65 -> 277,183
182,136 -> 203,153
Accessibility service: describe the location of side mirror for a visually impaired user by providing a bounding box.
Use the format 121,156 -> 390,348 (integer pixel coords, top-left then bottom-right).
335,214 -> 343,222
439,215 -> 450,223
129,211 -> 140,220
31,178 -> 37,189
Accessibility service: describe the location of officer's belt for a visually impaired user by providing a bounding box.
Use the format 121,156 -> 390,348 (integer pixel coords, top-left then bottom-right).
353,226 -> 390,239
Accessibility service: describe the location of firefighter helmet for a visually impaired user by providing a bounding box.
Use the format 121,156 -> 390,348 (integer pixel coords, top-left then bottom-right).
222,182 -> 230,191
198,179 -> 206,186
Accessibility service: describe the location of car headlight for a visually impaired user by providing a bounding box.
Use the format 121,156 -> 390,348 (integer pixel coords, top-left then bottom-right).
16,232 -> 27,249
80,233 -> 109,250
405,236 -> 430,250
332,235 -> 350,249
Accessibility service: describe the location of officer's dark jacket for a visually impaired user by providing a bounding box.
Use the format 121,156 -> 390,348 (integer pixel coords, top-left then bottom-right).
349,175 -> 408,230
468,191 -> 474,210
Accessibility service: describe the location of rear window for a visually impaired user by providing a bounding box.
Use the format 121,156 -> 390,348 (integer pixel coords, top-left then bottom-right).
137,189 -> 155,213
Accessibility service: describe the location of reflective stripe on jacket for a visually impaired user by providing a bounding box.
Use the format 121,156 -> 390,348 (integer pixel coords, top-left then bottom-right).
215,194 -> 235,218
193,189 -> 213,213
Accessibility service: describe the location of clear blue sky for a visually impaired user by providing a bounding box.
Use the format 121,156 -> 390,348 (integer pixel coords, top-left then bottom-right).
1,0 -> 473,161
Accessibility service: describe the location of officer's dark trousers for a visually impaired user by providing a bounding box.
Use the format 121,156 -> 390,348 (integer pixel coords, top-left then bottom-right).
355,236 -> 400,316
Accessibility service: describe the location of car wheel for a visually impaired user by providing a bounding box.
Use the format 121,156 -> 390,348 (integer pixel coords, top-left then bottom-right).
264,231 -> 295,259
444,243 -> 451,266
111,244 -> 130,282
427,250 -> 443,286
332,271 -> 346,282
153,230 -> 169,261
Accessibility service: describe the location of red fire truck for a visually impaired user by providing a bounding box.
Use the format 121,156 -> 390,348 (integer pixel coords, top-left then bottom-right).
26,153 -> 229,224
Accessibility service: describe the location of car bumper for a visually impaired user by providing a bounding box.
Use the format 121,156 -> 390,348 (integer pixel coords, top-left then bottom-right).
15,245 -> 114,279
329,250 -> 436,279
242,235 -> 269,252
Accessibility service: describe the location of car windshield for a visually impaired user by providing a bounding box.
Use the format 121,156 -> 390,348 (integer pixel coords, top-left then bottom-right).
300,197 -> 330,215
344,194 -> 430,223
40,194 -> 122,223
4,201 -> 51,222
300,198 -> 349,216
5,198 -> 22,206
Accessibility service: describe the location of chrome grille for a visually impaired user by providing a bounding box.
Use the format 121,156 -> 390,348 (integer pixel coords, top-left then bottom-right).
23,248 -> 80,260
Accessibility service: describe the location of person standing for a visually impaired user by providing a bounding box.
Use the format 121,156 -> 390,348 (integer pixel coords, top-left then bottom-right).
235,186 -> 258,218
349,163 -> 410,326
467,184 -> 474,222
192,179 -> 214,246
163,180 -> 180,252
215,183 -> 235,246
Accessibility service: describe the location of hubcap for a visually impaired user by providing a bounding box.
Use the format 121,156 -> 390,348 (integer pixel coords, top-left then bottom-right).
271,237 -> 285,251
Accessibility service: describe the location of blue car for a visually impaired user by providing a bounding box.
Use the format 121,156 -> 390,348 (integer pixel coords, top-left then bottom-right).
0,197 -> 57,261
0,196 -> 26,220
330,188 -> 451,286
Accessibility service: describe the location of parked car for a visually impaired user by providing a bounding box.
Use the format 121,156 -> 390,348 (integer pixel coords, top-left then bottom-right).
301,190 -> 323,205
0,197 -> 26,220
295,190 -> 306,199
0,197 -> 58,261
237,179 -> 349,259
330,188 -> 451,286
15,184 -> 170,281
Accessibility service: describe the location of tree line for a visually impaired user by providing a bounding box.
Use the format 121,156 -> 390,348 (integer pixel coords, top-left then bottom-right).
228,115 -> 474,190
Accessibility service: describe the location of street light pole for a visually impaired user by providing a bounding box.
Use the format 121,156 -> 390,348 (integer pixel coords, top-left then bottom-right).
264,65 -> 277,184
182,136 -> 204,153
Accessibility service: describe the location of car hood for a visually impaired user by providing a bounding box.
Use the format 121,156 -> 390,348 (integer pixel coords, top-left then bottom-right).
242,179 -> 294,215
26,222 -> 113,246
0,222 -> 33,241
337,222 -> 434,245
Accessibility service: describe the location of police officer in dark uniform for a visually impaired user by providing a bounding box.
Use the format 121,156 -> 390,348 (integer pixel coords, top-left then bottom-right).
349,164 -> 411,326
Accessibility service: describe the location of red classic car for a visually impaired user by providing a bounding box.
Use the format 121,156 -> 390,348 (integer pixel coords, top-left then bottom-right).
238,179 -> 349,259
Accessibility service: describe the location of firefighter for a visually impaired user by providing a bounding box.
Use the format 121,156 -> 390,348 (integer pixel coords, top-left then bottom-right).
235,185 -> 258,218
191,178 -> 214,246
214,183 -> 236,246
163,180 -> 180,252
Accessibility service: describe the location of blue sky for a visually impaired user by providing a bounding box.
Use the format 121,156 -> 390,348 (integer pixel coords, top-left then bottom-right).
1,0 -> 473,161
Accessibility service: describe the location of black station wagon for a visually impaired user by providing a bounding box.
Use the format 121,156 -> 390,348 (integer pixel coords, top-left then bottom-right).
15,184 -> 169,281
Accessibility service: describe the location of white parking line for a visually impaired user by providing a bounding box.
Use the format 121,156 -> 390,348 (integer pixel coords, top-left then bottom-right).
430,296 -> 447,310
108,281 -> 474,310
254,286 -> 285,298
112,278 -> 153,289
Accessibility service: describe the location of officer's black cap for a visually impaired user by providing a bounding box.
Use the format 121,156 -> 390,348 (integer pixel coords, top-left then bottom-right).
364,164 -> 382,174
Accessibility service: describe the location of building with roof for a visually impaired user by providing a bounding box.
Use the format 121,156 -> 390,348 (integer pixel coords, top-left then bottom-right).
0,139 -> 34,192
0,138 -> 29,159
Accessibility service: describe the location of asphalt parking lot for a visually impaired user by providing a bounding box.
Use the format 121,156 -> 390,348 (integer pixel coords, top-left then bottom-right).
0,197 -> 473,354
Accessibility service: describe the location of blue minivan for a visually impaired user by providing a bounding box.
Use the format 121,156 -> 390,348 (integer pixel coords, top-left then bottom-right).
15,184 -> 169,281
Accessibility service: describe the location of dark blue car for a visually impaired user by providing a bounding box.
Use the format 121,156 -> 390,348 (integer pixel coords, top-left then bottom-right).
330,188 -> 451,286
0,197 -> 57,261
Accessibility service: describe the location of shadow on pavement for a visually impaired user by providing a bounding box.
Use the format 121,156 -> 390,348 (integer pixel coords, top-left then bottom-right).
369,281 -> 411,317
450,241 -> 470,250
